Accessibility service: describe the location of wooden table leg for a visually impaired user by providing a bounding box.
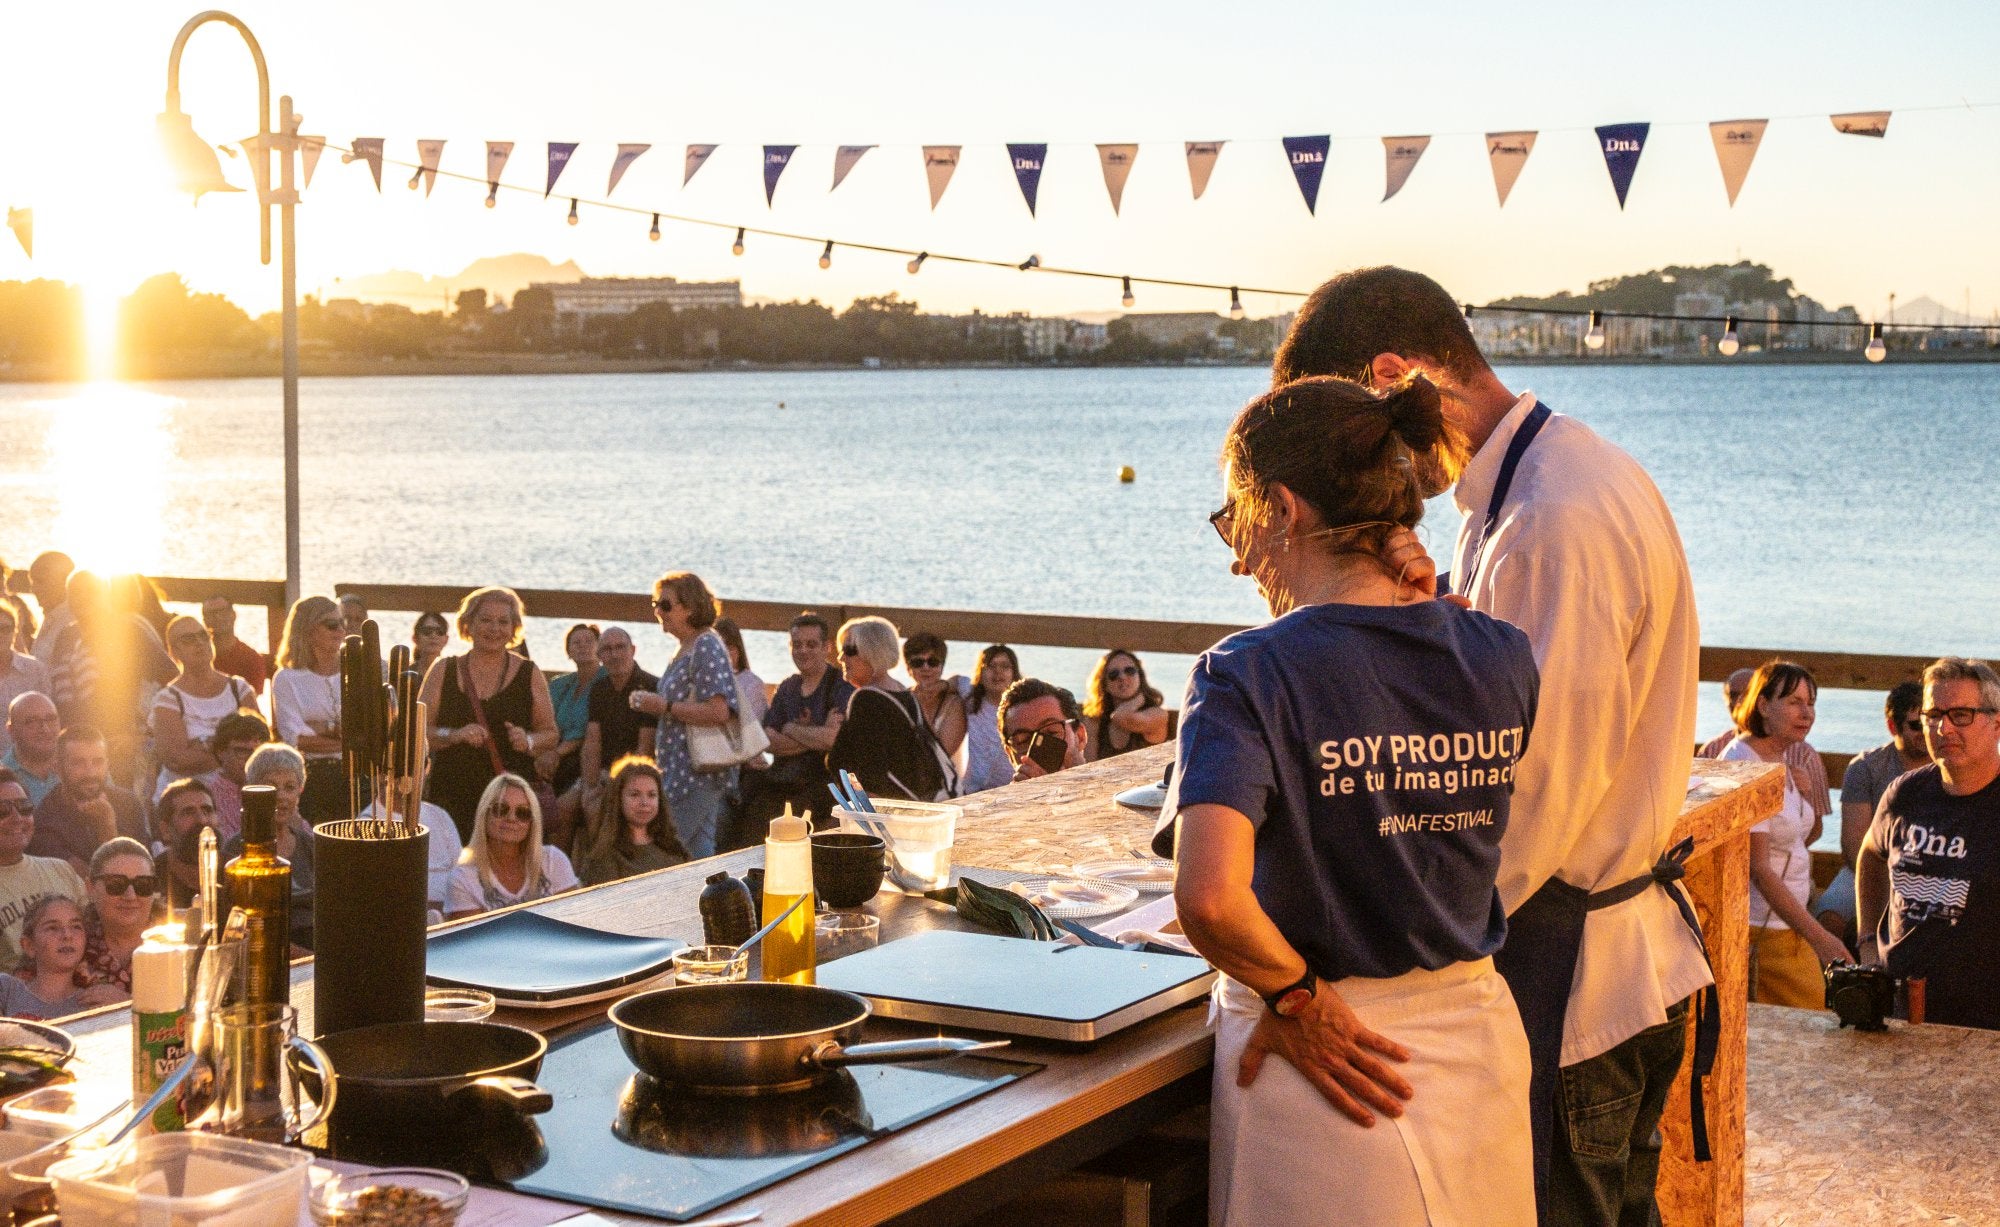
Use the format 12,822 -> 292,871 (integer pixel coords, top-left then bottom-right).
1658,832 -> 1749,1227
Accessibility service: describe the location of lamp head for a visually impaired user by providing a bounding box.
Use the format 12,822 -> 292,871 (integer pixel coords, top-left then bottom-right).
157,107 -> 241,200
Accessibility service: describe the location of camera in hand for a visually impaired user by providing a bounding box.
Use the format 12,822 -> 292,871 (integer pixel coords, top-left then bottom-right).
1823,961 -> 1897,1031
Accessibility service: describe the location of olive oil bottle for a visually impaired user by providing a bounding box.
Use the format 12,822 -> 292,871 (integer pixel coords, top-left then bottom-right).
225,784 -> 293,1006
761,808 -> 816,984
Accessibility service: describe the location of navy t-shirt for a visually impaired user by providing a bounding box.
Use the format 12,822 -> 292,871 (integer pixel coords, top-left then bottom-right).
1173,600 -> 1538,982
1870,764 -> 2000,1030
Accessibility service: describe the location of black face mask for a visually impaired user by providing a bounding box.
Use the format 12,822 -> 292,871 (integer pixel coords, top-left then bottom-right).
1026,728 -> 1071,775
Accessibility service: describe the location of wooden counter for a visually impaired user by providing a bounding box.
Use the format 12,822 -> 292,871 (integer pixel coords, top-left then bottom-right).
53,748 -> 1780,1226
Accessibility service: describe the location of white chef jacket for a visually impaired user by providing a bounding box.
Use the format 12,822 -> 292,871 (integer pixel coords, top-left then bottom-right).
1451,393 -> 1712,1066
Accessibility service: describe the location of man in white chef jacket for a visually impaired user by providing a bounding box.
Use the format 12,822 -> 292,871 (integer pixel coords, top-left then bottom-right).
1271,266 -> 1713,1226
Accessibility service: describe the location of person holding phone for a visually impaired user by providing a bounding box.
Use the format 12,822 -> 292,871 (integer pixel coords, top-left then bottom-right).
998,679 -> 1088,782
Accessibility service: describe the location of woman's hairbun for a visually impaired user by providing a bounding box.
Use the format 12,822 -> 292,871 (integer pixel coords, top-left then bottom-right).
1381,374 -> 1444,452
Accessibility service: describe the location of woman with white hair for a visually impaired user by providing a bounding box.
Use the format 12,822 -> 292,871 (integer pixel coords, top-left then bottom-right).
827,616 -> 953,802
445,772 -> 579,919
224,742 -> 319,950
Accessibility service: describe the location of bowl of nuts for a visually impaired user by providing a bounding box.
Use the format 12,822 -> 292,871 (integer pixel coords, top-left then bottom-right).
309,1167 -> 470,1226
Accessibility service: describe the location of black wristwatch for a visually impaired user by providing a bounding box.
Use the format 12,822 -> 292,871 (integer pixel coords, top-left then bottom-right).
1263,970 -> 1317,1018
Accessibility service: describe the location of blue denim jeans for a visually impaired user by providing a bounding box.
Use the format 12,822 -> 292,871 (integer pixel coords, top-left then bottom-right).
669,779 -> 730,860
1548,996 -> 1691,1227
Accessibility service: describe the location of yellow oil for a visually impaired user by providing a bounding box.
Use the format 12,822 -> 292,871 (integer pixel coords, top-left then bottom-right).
760,889 -> 816,984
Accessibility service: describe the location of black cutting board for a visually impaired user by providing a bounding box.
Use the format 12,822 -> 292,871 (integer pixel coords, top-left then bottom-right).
425,911 -> 682,1004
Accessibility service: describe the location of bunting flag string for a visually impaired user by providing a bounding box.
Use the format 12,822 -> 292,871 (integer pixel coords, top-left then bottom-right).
344,137 -> 386,191
762,145 -> 795,205
1281,135 -> 1329,214
6,208 -> 29,258
1184,141 -> 1224,199
1097,143 -> 1138,214
684,144 -> 718,186
1007,143 -> 1046,215
1832,111 -> 1890,137
544,142 -> 578,198
298,135 -> 326,189
607,143 -> 650,196
1708,119 -> 1766,206
485,141 -> 514,206
1485,130 -> 1535,206
831,145 -> 873,191
1381,135 -> 1430,202
1595,122 -> 1648,210
409,139 -> 445,195
922,145 -> 960,209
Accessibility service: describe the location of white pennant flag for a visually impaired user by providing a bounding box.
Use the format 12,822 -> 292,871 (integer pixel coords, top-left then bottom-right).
1831,111 -> 1891,138
1485,130 -> 1536,207
484,142 -> 514,205
298,136 -> 325,188
922,145 -> 961,209
607,143 -> 650,196
410,139 -> 445,195
1381,135 -> 1430,201
1184,141 -> 1224,199
6,208 -> 29,258
832,145 -> 874,191
683,144 -> 718,185
1097,143 -> 1139,214
1708,119 -> 1767,206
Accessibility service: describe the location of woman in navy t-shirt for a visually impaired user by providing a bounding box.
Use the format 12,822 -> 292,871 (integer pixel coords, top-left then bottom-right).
1173,374 -> 1540,1227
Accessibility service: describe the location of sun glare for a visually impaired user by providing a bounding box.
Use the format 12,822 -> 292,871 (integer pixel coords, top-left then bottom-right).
43,384 -> 174,576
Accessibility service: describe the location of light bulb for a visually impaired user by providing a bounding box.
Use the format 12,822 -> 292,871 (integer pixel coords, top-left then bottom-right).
1018,254 -> 1040,271
1865,322 -> 1887,363
1121,276 -> 1135,309
485,191 -> 497,209
567,198 -> 579,226
731,226 -> 745,256
907,251 -> 928,274
648,213 -> 661,242
1717,315 -> 1740,357
1229,287 -> 1245,320
1462,302 -> 1475,319
818,240 -> 834,270
1584,310 -> 1606,350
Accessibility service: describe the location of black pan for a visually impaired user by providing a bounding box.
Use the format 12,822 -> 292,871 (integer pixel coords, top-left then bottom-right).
608,982 -> 1006,1096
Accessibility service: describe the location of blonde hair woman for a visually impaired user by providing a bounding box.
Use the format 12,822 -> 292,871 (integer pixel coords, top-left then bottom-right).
444,772 -> 579,919
269,595 -> 346,823
420,586 -> 559,843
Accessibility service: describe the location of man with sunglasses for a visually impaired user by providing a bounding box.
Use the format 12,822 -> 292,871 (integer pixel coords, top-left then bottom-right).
998,678 -> 1087,783
1856,658 -> 2000,1030
0,767 -> 85,974
1818,682 -> 1929,944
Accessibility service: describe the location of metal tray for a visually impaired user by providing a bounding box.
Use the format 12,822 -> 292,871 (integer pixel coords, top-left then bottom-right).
425,911 -> 682,1005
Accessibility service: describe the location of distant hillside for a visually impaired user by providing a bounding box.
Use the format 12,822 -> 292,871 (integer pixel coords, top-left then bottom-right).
328,253 -> 585,309
1492,262 -> 1831,314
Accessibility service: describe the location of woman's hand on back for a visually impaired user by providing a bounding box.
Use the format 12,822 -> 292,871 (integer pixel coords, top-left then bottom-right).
1381,527 -> 1468,607
1238,982 -> 1414,1127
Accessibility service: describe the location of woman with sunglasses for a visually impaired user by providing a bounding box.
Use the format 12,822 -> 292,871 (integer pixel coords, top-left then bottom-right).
903,634 -> 968,773
960,645 -> 1019,794
78,836 -> 158,998
411,611 -> 451,681
270,595 -> 347,826
149,615 -> 255,801
1720,660 -> 1851,1003
446,772 -> 579,920
627,573 -> 740,859
1083,649 -> 1169,761
0,895 -> 115,1018
575,756 -> 690,887
828,617 -> 955,803
1173,375 -> 1539,1227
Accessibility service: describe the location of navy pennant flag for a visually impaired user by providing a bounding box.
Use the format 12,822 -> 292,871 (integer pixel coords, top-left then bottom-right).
343,138 -> 386,191
1184,141 -> 1224,199
1282,135 -> 1330,214
607,143 -> 650,196
1008,143 -> 1047,215
1381,135 -> 1430,201
410,139 -> 445,195
545,142 -> 579,198
485,142 -> 514,206
684,144 -> 718,186
831,145 -> 873,191
1595,122 -> 1649,210
1831,111 -> 1891,137
6,208 -> 29,258
763,145 -> 797,206
1708,119 -> 1766,206
1097,143 -> 1139,214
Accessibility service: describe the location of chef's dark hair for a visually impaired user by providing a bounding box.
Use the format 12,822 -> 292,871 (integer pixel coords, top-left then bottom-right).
1273,266 -> 1491,386
1222,374 -> 1443,556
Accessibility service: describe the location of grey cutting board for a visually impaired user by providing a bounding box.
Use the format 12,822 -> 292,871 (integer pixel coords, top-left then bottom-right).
815,930 -> 1214,1042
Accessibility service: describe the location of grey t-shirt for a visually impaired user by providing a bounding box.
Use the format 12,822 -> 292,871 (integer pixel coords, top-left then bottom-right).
0,974 -> 86,1020
1842,741 -> 1920,816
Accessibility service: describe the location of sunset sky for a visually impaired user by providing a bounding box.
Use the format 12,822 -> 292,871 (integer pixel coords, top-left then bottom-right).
4,2 -> 1997,324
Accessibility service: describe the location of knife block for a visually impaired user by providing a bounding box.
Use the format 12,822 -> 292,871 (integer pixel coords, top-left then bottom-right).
312,821 -> 430,1037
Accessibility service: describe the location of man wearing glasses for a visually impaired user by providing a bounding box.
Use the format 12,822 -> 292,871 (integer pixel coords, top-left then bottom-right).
1856,658 -> 2000,1030
1818,682 -> 1929,944
998,678 -> 1087,783
0,767 -> 86,974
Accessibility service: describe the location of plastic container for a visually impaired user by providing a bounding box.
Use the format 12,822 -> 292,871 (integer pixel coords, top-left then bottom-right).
836,799 -> 962,891
48,1131 -> 311,1225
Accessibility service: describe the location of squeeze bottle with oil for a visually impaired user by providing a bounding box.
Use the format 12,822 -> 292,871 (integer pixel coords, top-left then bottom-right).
761,806 -> 816,984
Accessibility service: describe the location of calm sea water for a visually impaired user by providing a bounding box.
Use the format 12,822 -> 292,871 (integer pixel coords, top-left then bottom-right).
3,362 -> 1996,760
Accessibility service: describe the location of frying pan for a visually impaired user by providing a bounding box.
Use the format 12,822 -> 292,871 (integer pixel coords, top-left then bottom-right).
608,982 -> 1007,1096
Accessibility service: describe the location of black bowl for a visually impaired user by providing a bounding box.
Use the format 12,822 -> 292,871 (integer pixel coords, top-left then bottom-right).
810,833 -> 888,908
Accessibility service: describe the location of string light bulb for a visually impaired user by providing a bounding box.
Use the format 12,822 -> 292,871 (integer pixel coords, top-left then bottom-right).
485,191 -> 497,209
1121,276 -> 1135,309
907,251 -> 928,274
1717,315 -> 1740,357
1018,254 -> 1040,271
1584,310 -> 1606,350
648,213 -> 661,242
566,198 -> 579,226
731,227 -> 745,256
1229,287 -> 1245,320
818,240 -> 834,270
1865,322 -> 1887,363
1462,302 -> 1476,319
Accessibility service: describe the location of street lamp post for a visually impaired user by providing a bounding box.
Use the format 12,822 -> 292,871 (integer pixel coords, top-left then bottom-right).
159,10 -> 304,609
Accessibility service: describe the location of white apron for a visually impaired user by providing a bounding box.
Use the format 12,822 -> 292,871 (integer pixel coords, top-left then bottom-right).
1210,958 -> 1534,1227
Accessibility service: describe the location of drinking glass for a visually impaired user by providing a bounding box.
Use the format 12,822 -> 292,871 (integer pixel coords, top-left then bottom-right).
200,1004 -> 335,1146
672,945 -> 751,985
814,912 -> 880,963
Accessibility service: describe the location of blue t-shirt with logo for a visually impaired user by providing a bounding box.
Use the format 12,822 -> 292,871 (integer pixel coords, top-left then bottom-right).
1173,600 -> 1538,982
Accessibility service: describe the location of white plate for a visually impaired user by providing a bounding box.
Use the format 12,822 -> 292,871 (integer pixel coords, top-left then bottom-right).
1072,858 -> 1176,893
1006,877 -> 1141,919
1113,783 -> 1168,811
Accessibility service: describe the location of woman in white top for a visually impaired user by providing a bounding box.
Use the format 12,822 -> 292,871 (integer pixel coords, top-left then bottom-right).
1721,660 -> 1850,1006
446,772 -> 579,919
149,615 -> 254,798
269,595 -> 346,825
959,645 -> 1018,794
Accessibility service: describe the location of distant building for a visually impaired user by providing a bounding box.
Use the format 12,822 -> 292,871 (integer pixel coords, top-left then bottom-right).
1018,317 -> 1111,359
1120,312 -> 1225,347
535,276 -> 744,328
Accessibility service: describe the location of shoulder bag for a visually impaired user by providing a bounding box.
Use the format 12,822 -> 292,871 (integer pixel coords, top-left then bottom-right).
686,632 -> 771,771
